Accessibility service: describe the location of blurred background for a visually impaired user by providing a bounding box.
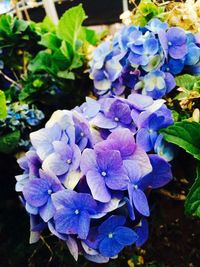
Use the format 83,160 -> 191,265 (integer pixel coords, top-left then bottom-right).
0,0 -> 136,24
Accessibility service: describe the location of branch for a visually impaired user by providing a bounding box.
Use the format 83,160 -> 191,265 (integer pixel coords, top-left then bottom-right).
0,70 -> 21,88
158,189 -> 186,201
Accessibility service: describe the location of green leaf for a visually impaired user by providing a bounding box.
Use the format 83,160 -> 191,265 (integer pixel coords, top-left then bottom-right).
84,27 -> 99,45
37,16 -> 56,33
0,90 -> 7,119
39,32 -> 61,50
0,131 -> 20,154
57,70 -> 75,80
175,74 -> 200,91
28,51 -> 56,74
52,49 -> 71,71
160,121 -> 200,160
57,4 -> 87,49
185,166 -> 200,217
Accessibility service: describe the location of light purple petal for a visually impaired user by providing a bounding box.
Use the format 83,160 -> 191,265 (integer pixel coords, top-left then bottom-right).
132,189 -> 150,216
123,160 -> 142,183
23,179 -> 49,207
105,169 -> 129,190
42,153 -> 69,176
167,27 -> 186,45
54,208 -> 79,234
108,128 -> 136,158
39,197 -> 56,222
169,44 -> 187,59
130,145 -> 152,177
80,148 -> 97,174
96,149 -> 123,172
136,128 -> 153,152
90,113 -> 117,129
66,236 -> 79,261
127,93 -> 153,110
86,170 -> 111,203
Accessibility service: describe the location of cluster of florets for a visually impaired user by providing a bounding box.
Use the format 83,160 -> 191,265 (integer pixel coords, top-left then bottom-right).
16,93 -> 173,263
90,18 -> 200,98
0,103 -> 44,131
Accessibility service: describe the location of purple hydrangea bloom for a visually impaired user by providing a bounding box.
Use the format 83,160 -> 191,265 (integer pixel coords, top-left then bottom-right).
23,170 -> 63,222
81,147 -> 129,203
16,91 -> 175,262
52,189 -> 97,239
42,141 -> 81,182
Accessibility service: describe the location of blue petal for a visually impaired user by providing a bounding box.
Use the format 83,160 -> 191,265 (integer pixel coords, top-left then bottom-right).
99,237 -> 124,257
114,226 -> 138,245
135,218 -> 149,247
98,215 -> 126,234
132,188 -> 150,216
54,207 -> 79,235
139,154 -> 172,189
144,38 -> 159,55
78,211 -> 90,239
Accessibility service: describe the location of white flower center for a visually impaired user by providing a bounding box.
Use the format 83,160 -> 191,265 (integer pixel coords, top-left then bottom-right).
80,132 -> 84,137
75,209 -> 80,215
108,233 -> 113,238
114,117 -> 119,122
101,171 -> 107,177
67,159 -> 72,164
48,189 -> 52,195
133,184 -> 138,190
168,41 -> 172,46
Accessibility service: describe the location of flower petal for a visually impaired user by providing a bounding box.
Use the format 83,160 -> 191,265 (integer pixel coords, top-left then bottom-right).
86,170 -> 111,203
99,237 -> 123,257
78,211 -> 91,239
132,188 -> 150,216
98,215 -> 126,234
114,226 -> 138,245
23,179 -> 49,207
39,197 -> 56,222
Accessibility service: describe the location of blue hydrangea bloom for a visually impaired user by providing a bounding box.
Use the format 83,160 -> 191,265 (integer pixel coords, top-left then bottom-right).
16,94 -> 175,263
90,19 -> 199,98
97,215 -> 138,257
52,189 -> 97,239
154,134 -> 175,162
141,70 -> 176,99
158,27 -> 187,59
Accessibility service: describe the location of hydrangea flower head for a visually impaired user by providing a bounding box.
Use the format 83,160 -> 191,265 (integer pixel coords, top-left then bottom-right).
90,18 -> 200,98
16,94 -> 174,262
